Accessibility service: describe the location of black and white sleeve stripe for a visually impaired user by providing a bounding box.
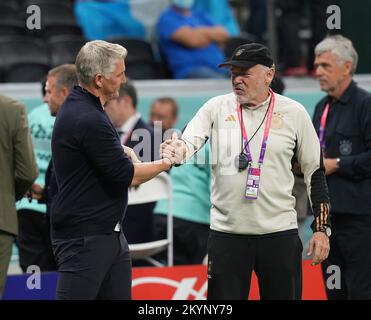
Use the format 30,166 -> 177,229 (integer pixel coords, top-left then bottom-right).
309,147 -> 331,232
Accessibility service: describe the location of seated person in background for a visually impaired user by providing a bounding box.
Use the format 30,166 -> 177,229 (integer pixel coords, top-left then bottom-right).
154,143 -> 211,265
157,0 -> 230,79
193,0 -> 240,37
74,0 -> 145,40
149,97 -> 179,142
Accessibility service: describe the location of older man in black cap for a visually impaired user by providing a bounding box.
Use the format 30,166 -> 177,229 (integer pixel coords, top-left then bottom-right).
161,43 -> 331,300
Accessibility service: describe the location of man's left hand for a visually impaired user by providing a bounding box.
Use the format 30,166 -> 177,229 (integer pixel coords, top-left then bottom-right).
307,232 -> 330,266
324,158 -> 338,176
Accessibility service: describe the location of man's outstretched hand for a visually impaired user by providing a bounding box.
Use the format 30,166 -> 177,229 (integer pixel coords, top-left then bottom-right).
160,132 -> 186,165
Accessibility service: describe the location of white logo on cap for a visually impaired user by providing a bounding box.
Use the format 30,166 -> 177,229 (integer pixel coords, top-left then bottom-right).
235,49 -> 245,56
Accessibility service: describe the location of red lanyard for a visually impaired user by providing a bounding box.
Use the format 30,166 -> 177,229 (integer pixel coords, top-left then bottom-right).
236,89 -> 275,165
319,101 -> 330,157
121,129 -> 133,146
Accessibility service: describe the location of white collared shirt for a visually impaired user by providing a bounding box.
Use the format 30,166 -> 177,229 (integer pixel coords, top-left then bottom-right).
119,112 -> 141,144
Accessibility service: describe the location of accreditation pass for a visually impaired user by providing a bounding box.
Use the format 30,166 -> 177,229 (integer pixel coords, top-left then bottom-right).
245,166 -> 261,200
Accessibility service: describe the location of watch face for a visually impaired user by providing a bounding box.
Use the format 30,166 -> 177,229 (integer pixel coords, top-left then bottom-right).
326,227 -> 332,237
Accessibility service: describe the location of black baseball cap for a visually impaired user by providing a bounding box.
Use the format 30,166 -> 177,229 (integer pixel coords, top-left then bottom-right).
219,43 -> 274,69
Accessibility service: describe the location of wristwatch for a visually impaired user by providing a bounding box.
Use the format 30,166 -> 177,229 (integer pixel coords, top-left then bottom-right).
336,157 -> 341,169
320,225 -> 332,237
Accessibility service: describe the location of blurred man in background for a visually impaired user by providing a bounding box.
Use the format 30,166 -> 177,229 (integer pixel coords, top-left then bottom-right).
0,95 -> 38,298
149,97 -> 179,141
15,78 -> 55,272
105,81 -> 157,246
313,35 -> 371,299
23,64 -> 78,273
106,81 -> 155,162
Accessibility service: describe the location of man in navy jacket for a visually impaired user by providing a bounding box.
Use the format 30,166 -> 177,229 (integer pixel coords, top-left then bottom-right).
51,40 -> 172,300
313,35 -> 371,299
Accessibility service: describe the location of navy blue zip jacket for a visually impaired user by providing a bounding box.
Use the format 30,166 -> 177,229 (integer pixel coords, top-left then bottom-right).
51,86 -> 134,239
312,81 -> 371,215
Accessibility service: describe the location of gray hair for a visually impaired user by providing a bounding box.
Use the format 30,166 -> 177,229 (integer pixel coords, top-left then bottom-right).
315,35 -> 358,74
75,40 -> 127,85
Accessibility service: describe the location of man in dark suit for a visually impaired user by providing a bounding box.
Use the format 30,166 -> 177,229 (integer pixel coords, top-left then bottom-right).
0,94 -> 38,298
105,81 -> 157,245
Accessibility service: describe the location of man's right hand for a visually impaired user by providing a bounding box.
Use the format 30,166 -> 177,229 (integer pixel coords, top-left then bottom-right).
30,183 -> 44,200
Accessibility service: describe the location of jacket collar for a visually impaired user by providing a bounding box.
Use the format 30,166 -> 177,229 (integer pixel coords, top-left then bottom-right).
73,85 -> 103,111
337,80 -> 356,104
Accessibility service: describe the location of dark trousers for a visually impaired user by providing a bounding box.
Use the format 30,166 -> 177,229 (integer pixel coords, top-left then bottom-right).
154,215 -> 210,265
123,202 -> 155,244
123,202 -> 156,267
16,209 -> 56,272
321,214 -> 371,300
53,231 -> 131,300
207,229 -> 303,300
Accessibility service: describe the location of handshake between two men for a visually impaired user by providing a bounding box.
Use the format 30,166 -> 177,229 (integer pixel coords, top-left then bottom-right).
123,132 -> 186,166
159,132 -> 187,166
122,132 -> 187,187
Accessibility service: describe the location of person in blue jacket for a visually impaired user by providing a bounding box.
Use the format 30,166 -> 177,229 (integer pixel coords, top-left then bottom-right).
157,0 -> 230,79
